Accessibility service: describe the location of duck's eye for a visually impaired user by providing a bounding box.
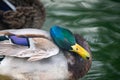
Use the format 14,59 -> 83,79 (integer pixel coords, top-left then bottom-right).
9,35 -> 30,47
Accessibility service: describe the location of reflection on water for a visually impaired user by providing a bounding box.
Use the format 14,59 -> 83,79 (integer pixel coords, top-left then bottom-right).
41,0 -> 120,80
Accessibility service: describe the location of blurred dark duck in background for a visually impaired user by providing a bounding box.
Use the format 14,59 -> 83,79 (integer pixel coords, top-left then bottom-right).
0,0 -> 45,29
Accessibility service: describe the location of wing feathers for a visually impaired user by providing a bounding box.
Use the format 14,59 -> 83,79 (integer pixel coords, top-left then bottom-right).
0,37 -> 59,61
0,43 -> 28,56
15,38 -> 60,61
0,29 -> 51,39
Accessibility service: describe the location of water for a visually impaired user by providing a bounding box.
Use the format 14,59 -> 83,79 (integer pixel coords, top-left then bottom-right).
41,0 -> 120,80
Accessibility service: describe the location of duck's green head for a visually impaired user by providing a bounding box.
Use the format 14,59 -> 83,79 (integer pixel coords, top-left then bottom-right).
50,26 -> 90,60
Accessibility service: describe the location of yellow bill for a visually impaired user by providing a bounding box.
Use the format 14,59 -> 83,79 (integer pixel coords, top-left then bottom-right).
71,43 -> 90,60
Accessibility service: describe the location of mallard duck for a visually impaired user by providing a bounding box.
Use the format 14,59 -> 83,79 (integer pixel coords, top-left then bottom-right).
0,0 -> 45,30
0,26 -> 92,80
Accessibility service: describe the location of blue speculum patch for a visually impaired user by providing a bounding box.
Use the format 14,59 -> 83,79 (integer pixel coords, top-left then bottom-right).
9,35 -> 30,47
0,35 -> 30,47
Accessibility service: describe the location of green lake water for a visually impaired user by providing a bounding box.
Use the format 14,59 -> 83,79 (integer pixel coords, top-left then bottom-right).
41,0 -> 120,80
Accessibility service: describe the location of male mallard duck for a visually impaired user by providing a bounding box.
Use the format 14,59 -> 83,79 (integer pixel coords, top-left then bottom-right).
0,26 -> 92,80
0,0 -> 45,30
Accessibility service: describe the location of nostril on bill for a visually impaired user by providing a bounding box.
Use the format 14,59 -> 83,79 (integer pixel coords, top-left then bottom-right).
86,56 -> 90,60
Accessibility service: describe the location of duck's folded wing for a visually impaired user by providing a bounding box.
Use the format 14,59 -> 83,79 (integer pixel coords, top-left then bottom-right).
0,38 -> 59,61
16,38 -> 60,61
